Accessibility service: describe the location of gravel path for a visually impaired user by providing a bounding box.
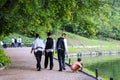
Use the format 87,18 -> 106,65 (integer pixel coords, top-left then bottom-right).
0,47 -> 95,80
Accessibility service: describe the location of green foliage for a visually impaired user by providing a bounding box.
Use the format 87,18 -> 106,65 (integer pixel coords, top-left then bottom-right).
97,0 -> 120,40
0,0 -> 7,8
0,47 -> 11,66
0,0 -> 119,40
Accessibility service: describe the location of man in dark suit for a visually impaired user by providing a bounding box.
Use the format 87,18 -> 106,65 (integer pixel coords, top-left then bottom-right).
44,32 -> 54,70
56,33 -> 68,71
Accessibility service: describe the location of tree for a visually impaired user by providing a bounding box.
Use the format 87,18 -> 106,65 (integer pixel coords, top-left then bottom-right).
0,0 -> 119,39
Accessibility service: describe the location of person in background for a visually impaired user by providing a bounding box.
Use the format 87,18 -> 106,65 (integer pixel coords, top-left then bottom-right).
11,38 -> 15,47
44,32 -> 54,70
0,41 -> 3,47
18,37 -> 22,47
31,34 -> 45,71
71,58 -> 83,72
14,38 -> 17,47
0,41 -> 7,48
56,33 -> 68,71
3,41 -> 7,48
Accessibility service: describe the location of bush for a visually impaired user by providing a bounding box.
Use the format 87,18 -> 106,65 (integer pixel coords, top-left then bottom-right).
0,47 -> 11,66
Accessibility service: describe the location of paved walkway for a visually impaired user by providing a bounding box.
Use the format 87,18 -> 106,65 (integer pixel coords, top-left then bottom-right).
0,47 -> 95,80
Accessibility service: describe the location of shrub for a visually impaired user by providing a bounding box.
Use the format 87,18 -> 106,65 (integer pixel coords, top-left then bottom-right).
0,47 -> 11,66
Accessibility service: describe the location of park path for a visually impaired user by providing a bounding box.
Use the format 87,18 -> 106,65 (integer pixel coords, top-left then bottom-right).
0,47 -> 95,80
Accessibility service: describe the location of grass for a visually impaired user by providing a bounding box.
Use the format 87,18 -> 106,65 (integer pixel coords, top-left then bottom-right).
54,30 -> 120,51
68,45 -> 119,54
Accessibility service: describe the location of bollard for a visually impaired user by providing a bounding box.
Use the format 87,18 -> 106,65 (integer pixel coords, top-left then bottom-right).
77,53 -> 79,58
0,62 -> 3,68
95,68 -> 98,80
110,77 -> 113,80
69,58 -> 71,65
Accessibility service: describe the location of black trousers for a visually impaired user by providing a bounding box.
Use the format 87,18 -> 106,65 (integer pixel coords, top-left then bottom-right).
44,51 -> 54,69
58,49 -> 65,70
34,51 -> 42,70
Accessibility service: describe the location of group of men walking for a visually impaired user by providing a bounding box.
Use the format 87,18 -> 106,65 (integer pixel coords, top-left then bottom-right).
31,32 -> 68,71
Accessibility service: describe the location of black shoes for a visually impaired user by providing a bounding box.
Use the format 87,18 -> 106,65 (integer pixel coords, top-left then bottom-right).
37,66 -> 41,71
50,68 -> 53,70
37,68 -> 41,71
36,65 -> 41,71
58,69 -> 62,71
63,67 -> 66,70
58,67 -> 66,71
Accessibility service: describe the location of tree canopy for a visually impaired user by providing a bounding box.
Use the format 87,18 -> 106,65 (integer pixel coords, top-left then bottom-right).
0,0 -> 120,39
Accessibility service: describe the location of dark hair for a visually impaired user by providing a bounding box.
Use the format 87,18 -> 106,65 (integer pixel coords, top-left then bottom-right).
77,58 -> 81,61
47,32 -> 52,36
36,34 -> 39,38
62,33 -> 66,36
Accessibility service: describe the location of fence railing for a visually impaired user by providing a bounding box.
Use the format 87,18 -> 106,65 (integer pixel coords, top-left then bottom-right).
67,50 -> 120,59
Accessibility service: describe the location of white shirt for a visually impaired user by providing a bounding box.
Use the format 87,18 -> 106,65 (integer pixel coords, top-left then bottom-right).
32,38 -> 45,53
0,41 -> 3,46
64,39 -> 68,53
18,38 -> 22,43
11,38 -> 14,43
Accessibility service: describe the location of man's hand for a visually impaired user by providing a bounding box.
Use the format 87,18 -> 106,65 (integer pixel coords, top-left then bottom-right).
31,50 -> 32,54
42,50 -> 45,55
31,48 -> 33,54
